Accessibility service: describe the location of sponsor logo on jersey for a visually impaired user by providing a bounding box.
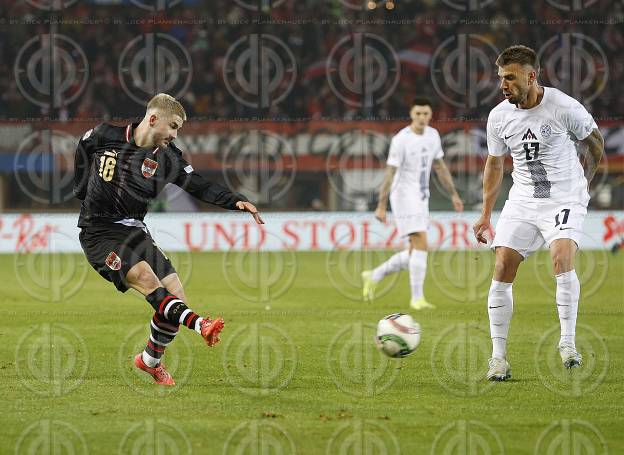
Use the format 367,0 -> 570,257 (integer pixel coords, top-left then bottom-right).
540,123 -> 552,139
141,158 -> 159,178
522,128 -> 537,141
105,252 -> 122,271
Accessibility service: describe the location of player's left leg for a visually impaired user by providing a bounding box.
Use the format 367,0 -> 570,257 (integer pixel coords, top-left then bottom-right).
407,232 -> 434,310
550,238 -> 582,368
141,273 -> 188,369
362,250 -> 410,301
541,202 -> 587,369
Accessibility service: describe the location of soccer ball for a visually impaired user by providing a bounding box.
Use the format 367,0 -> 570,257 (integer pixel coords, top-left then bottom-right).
375,313 -> 421,358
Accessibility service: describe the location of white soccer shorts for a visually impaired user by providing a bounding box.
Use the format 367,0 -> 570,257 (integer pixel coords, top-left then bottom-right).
491,200 -> 587,258
390,194 -> 429,237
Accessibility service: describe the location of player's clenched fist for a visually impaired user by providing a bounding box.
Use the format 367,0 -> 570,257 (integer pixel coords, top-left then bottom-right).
236,200 -> 264,224
473,216 -> 491,244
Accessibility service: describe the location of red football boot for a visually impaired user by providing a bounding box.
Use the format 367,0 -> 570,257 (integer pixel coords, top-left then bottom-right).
134,354 -> 175,386
200,317 -> 225,347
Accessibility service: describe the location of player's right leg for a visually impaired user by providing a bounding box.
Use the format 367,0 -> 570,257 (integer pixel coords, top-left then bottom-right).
486,246 -> 523,381
486,202 -> 544,381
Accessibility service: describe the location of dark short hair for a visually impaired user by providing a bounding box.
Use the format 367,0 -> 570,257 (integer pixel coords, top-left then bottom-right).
496,45 -> 540,71
411,97 -> 432,108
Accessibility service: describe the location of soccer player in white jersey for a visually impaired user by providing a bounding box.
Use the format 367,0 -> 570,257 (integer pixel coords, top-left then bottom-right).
473,45 -> 604,380
362,97 -> 464,310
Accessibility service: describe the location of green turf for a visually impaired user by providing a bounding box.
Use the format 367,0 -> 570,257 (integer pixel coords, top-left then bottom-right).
1,250 -> 622,454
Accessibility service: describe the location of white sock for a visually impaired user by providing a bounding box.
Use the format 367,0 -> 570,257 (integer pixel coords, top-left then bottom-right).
556,270 -> 580,348
194,317 -> 204,335
408,250 -> 428,301
142,351 -> 160,368
371,250 -> 410,282
488,280 -> 513,359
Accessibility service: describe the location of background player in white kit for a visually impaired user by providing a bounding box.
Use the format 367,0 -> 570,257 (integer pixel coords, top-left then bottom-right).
362,98 -> 464,310
473,45 -> 604,380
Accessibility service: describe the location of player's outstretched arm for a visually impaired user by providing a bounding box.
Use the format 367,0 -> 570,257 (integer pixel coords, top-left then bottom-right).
579,128 -> 604,187
169,144 -> 263,223
375,165 -> 397,223
432,158 -> 464,212
171,149 -> 254,214
473,155 -> 504,244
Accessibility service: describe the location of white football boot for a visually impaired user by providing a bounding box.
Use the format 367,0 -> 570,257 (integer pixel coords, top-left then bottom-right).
486,357 -> 512,381
559,344 -> 582,369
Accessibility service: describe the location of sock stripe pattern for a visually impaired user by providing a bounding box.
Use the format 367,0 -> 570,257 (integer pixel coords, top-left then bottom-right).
164,299 -> 184,319
158,295 -> 175,315
152,314 -> 178,335
146,287 -> 201,330
144,313 -> 179,364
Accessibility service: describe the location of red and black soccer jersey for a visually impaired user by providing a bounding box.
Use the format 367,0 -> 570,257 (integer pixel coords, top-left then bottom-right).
73,123 -> 246,227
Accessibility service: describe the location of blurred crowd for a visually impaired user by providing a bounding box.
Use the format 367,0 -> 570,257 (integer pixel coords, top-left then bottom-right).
0,0 -> 622,122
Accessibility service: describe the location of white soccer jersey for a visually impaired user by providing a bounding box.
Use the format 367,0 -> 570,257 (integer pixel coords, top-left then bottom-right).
487,87 -> 597,205
387,125 -> 444,207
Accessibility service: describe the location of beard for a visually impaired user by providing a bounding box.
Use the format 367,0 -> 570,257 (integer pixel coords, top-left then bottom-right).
506,90 -> 528,105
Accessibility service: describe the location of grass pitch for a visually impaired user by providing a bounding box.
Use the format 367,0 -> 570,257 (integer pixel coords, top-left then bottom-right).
1,250 -> 622,454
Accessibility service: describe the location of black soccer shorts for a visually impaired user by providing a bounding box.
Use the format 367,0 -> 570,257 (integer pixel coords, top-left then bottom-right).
79,224 -> 176,292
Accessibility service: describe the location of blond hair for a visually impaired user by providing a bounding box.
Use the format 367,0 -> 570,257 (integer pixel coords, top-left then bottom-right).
146,93 -> 187,121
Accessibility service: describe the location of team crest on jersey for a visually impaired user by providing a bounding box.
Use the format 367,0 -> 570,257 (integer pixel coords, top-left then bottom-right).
141,158 -> 158,178
105,252 -> 122,271
522,128 -> 538,141
540,123 -> 552,139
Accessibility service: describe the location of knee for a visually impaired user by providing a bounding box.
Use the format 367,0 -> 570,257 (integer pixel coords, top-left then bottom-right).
494,258 -> 518,281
